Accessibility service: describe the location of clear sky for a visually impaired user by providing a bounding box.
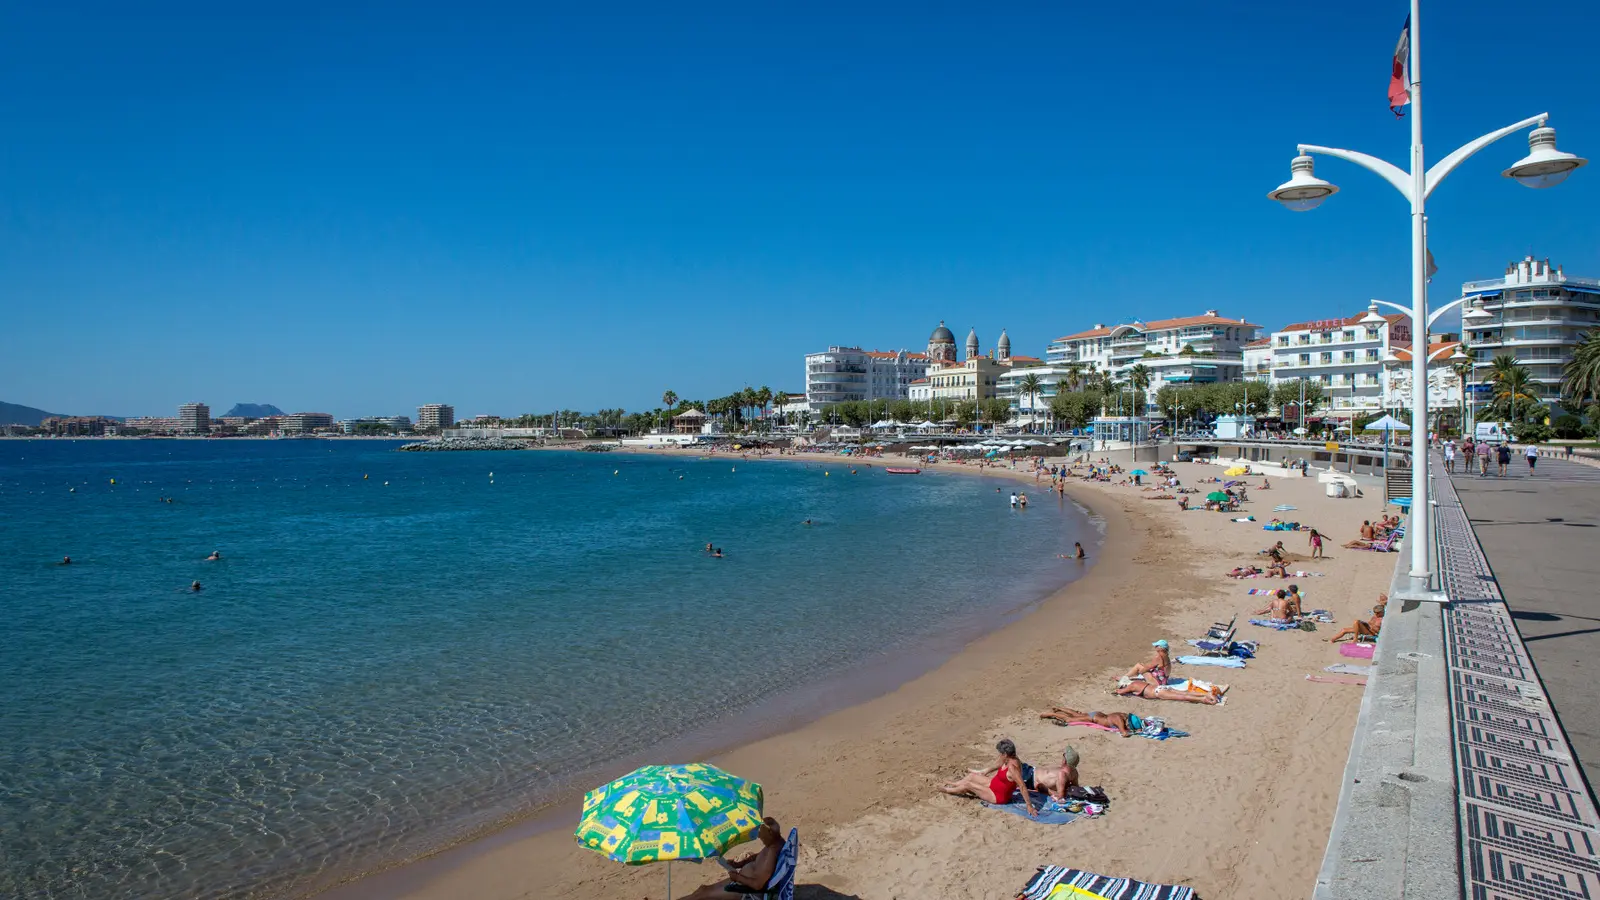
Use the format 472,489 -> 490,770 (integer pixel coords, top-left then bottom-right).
3,1 -> 1597,418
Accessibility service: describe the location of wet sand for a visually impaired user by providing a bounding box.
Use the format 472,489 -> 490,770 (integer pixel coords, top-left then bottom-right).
328,448 -> 1393,899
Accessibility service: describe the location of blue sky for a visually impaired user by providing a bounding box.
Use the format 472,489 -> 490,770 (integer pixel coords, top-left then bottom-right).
3,1 -> 1597,418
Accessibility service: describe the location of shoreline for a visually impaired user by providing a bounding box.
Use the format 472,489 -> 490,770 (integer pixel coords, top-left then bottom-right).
323,447 -> 1392,899
312,451 -> 1102,899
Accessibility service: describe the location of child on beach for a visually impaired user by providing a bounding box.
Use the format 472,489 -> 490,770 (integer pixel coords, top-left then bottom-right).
1308,528 -> 1324,559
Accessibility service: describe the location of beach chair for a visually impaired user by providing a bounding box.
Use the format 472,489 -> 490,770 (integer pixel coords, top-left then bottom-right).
1204,616 -> 1237,642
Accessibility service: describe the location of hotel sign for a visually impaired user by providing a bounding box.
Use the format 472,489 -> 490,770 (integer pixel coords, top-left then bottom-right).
1306,319 -> 1346,332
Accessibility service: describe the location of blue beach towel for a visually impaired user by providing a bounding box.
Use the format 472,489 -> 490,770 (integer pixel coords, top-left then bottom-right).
983,790 -> 1086,825
1250,618 -> 1298,631
1177,654 -> 1246,668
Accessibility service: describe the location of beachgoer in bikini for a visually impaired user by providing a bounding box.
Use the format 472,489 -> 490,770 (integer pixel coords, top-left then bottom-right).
939,738 -> 1037,816
1228,565 -> 1264,578
1285,585 -> 1305,619
1040,707 -> 1142,736
1328,595 -> 1386,643
1308,529 -> 1324,559
681,817 -> 790,900
1074,542 -> 1086,560
1114,680 -> 1221,704
1123,640 -> 1170,684
1254,590 -> 1292,621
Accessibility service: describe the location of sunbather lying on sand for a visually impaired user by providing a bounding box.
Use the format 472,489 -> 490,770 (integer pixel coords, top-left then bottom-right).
1328,594 -> 1387,643
1115,679 -> 1222,705
1228,566 -> 1264,578
1041,706 -> 1142,736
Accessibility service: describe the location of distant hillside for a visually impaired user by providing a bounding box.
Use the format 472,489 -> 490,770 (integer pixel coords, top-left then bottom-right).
0,401 -> 64,426
223,403 -> 285,418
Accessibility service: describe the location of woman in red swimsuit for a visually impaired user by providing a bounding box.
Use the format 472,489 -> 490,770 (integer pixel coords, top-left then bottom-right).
938,739 -> 1037,816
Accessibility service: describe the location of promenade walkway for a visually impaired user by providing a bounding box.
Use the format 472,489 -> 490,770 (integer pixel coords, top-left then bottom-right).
1449,455 -> 1600,795
1316,451 -> 1600,899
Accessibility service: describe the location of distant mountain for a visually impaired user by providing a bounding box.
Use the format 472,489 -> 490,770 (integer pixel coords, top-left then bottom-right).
1,401 -> 64,426
223,403 -> 285,419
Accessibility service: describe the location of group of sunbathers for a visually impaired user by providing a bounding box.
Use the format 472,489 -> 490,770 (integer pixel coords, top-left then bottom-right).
1252,585 -> 1306,623
1344,516 -> 1402,549
1110,639 -> 1225,705
939,738 -> 1084,815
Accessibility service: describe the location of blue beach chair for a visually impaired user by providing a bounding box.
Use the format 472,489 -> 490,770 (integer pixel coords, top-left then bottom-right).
764,828 -> 798,900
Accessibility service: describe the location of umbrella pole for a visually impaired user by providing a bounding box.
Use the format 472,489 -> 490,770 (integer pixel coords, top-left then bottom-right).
667,860 -> 671,899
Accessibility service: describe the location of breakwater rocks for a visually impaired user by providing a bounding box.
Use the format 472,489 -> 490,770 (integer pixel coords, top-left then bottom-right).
397,438 -> 532,452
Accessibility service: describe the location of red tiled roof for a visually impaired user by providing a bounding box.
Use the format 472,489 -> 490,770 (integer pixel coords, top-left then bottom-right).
1245,337 -> 1271,347
910,377 -> 929,384
1390,341 -> 1461,363
1141,313 -> 1262,331
862,350 -> 930,360
1054,313 -> 1259,343
1278,312 -> 1407,332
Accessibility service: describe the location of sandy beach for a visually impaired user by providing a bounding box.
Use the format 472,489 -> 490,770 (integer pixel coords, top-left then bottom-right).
336,446 -> 1397,900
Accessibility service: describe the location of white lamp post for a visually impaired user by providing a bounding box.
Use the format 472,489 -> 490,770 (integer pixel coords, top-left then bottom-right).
1267,2 -> 1584,597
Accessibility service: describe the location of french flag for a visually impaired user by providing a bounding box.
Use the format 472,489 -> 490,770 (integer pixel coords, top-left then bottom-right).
1389,16 -> 1411,117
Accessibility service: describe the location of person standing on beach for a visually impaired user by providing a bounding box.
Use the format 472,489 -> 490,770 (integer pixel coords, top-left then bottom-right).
1308,528 -> 1324,559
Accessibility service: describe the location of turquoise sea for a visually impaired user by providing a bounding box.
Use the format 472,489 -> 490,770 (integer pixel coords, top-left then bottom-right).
0,440 -> 1096,899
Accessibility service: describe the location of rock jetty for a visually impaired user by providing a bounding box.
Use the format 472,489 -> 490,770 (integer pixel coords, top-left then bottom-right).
397,438 -> 532,452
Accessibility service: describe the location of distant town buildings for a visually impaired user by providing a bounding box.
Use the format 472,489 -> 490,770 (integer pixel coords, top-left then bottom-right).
417,404 -> 455,431
124,416 -> 181,432
803,347 -> 930,412
178,403 -> 210,435
41,416 -> 116,436
1046,311 -> 1262,410
278,413 -> 335,434
340,415 -> 412,434
1460,255 -> 1600,407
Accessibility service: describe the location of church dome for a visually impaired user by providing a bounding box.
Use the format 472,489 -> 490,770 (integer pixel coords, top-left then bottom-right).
929,321 -> 955,343
997,329 -> 1011,350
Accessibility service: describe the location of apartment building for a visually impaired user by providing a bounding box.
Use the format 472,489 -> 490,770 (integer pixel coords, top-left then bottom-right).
1460,255 -> 1600,405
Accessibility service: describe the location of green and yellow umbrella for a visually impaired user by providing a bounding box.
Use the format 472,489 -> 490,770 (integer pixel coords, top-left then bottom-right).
576,763 -> 764,896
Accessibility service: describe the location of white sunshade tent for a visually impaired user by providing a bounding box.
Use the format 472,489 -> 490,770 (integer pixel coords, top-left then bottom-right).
1363,415 -> 1411,432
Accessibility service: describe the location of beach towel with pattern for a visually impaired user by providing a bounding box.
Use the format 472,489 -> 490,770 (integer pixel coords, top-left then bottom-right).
1250,618 -> 1298,630
1019,865 -> 1196,900
983,790 -> 1089,825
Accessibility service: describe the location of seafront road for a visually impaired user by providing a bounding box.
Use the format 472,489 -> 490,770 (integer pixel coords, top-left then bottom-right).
1450,453 -> 1600,796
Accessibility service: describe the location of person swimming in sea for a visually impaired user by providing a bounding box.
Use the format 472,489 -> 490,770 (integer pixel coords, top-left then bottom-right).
1074,542 -> 1086,559
712,548 -> 724,558
60,556 -> 71,565
205,550 -> 221,561
802,519 -> 812,526
705,542 -> 714,553
190,581 -> 202,592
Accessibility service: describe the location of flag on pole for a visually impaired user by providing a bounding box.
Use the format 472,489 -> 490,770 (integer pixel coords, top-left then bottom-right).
1389,16 -> 1411,117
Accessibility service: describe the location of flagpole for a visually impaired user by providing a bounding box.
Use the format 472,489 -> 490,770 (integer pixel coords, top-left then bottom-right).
1406,0 -> 1431,587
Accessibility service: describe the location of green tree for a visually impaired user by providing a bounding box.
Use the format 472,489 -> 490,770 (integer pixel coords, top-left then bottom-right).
772,391 -> 789,427
1017,372 -> 1044,430
1488,354 -> 1540,421
1562,330 -> 1600,405
662,390 -> 678,411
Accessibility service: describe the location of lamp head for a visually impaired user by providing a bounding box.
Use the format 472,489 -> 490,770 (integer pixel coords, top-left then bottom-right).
1268,154 -> 1338,211
1459,303 -> 1493,322
1358,301 -> 1389,326
1448,346 -> 1470,363
1503,126 -> 1586,188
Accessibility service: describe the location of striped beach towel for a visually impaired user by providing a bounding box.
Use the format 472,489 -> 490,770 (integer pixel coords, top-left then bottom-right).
1273,504 -> 1297,512
1019,865 -> 1195,900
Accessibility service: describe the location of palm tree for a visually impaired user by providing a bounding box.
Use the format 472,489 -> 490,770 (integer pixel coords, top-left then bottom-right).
1017,373 -> 1044,432
1488,354 -> 1540,421
757,386 -> 773,431
1127,364 -> 1152,416
662,390 -> 678,411
1562,330 -> 1600,405
772,391 -> 789,427
1061,363 -> 1084,393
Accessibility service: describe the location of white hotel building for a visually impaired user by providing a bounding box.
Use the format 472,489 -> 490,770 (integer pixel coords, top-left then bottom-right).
1044,312 -> 1262,408
1267,309 -> 1412,423
1459,255 -> 1600,407
803,347 -> 930,412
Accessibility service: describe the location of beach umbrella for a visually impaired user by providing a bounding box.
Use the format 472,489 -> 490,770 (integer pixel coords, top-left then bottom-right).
1206,491 -> 1230,503
1362,414 -> 1411,432
1130,469 -> 1148,476
576,763 -> 764,898
1223,466 -> 1249,476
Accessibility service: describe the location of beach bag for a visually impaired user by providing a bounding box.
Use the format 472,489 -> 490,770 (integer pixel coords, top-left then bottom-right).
1066,785 -> 1109,805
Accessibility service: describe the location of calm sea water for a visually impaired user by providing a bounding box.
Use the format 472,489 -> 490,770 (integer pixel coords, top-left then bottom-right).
0,440 -> 1095,899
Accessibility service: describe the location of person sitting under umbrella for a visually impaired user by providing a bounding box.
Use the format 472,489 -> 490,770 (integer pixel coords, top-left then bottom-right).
682,817 -> 789,900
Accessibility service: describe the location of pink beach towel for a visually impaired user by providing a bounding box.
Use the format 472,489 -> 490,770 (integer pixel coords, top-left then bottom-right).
1339,643 -> 1376,659
1064,721 -> 1120,733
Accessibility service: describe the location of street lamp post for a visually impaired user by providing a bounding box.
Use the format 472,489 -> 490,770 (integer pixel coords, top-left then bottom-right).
1267,1 -> 1584,596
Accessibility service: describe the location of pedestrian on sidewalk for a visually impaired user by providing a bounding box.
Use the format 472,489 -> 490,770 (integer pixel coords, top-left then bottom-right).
1477,440 -> 1492,476
1496,443 -> 1511,477
1526,444 -> 1539,476
1443,439 -> 1457,474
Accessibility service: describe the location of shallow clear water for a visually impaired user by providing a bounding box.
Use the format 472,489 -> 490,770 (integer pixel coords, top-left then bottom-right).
0,440 -> 1093,899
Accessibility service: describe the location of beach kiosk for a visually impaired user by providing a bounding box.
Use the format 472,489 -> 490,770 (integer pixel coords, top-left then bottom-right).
1212,414 -> 1257,440
1091,416 -> 1155,449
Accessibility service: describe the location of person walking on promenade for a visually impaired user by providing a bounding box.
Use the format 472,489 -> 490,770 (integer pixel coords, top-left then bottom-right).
1526,444 -> 1540,476
1443,439 -> 1456,474
1496,443 -> 1511,477
1477,441 -> 1492,477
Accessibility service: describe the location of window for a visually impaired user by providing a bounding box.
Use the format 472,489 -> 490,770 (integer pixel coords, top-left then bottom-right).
1365,326 -> 1380,340
1366,349 -> 1379,360
1299,353 -> 1310,366
1298,334 -> 1310,345
1343,351 -> 1355,363
1320,352 -> 1333,364
1320,374 -> 1332,384
1343,331 -> 1355,343
1277,336 -> 1290,347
